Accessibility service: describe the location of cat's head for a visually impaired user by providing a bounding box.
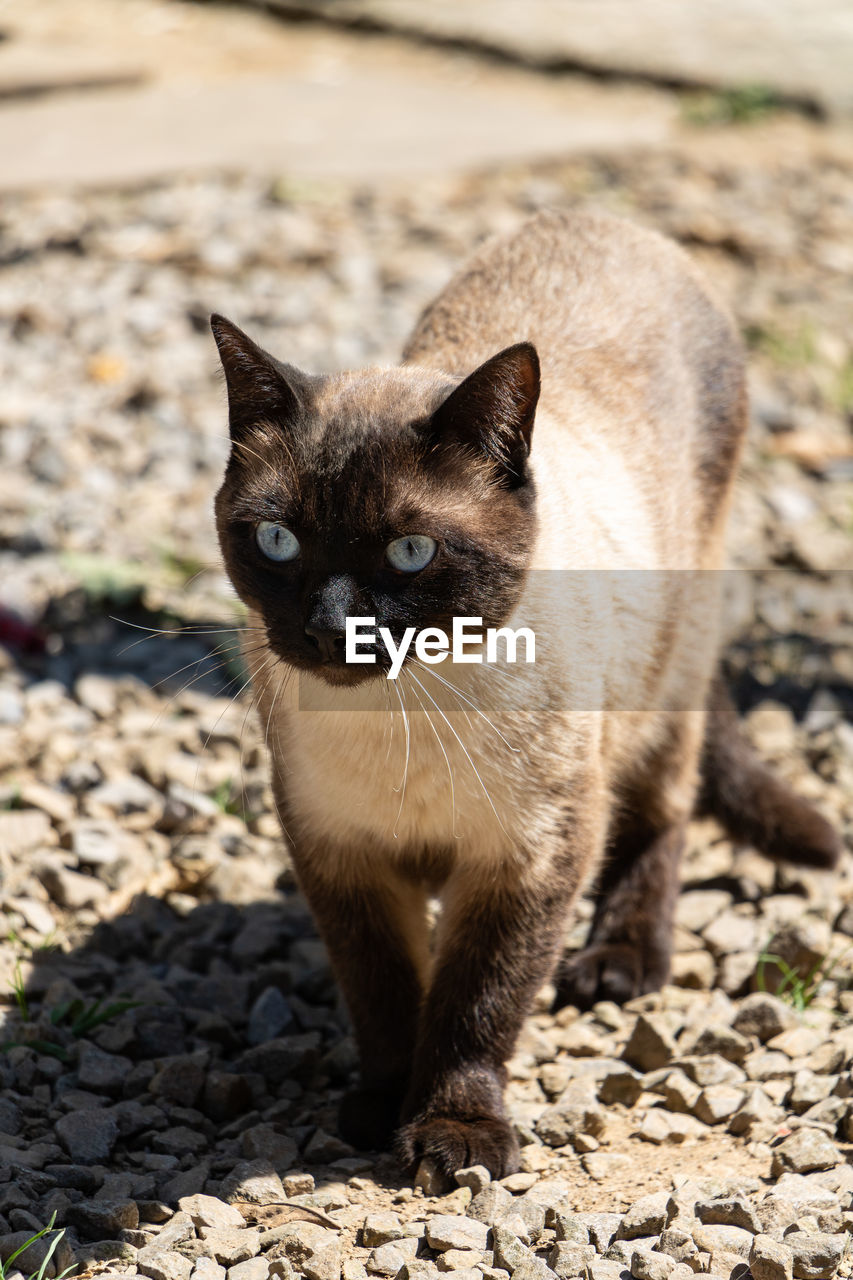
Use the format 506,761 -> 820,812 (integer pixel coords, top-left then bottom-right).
212,316 -> 539,685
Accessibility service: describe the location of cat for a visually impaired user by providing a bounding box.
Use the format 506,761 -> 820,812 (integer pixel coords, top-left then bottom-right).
211,209 -> 840,1180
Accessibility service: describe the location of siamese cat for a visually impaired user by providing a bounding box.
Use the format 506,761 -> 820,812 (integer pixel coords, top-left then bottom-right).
211,210 -> 839,1179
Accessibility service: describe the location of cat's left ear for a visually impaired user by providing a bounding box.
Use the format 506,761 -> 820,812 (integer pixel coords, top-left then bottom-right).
430,343 -> 540,486
211,314 -> 313,438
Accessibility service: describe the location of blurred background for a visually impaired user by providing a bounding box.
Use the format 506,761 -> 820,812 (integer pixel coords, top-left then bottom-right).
0,0 -> 852,1236
0,1 -> 852,907
1,0 -> 852,641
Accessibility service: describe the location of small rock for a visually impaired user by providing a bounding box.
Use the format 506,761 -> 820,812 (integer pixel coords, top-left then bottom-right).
200,1230 -> 261,1267
637,1111 -> 699,1144
454,1167 -> 491,1196
302,1129 -> 353,1163
694,1085 -> 746,1125
623,1015 -> 677,1072
195,1260 -> 227,1280
436,1250 -> 485,1273
398,1265 -> 439,1280
550,1215 -> 588,1245
492,1226 -> 530,1274
38,862 -> 109,909
785,1233 -> 846,1280
149,1058 -> 206,1108
501,1172 -> 539,1193
178,1196 -> 245,1230
692,1226 -> 753,1260
770,1130 -> 841,1176
588,1264 -> 628,1280
228,1261 -> 270,1280
659,1070 -> 701,1114
732,995 -> 797,1043
55,1109 -> 118,1163
695,1199 -> 761,1234
362,1214 -> 403,1248
241,1124 -> 298,1169
0,809 -> 52,855
304,1242 -> 343,1280
685,1026 -> 750,1065
414,1158 -> 447,1197
264,1226 -> 336,1270
281,1173 -> 314,1196
219,1161 -> 285,1205
247,988 -> 294,1046
547,1244 -> 595,1278
426,1218 -> 489,1254
0,1098 -> 22,1136
581,1214 -> 623,1252
66,1198 -> 139,1239
508,1259 -> 555,1280
631,1248 -> 676,1280
751,1236 -> 794,1280
657,1229 -> 697,1263
367,1240 -> 418,1277
77,1043 -> 133,1095
138,1251 -> 194,1280
535,1083 -> 604,1147
598,1067 -> 644,1106
618,1192 -> 670,1239
469,1184 -> 513,1226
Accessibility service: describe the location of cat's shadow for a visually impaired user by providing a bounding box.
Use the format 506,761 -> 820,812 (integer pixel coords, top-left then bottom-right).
3,592 -> 852,1220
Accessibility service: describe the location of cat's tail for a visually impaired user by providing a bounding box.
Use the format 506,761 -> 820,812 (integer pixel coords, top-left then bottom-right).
696,677 -> 841,868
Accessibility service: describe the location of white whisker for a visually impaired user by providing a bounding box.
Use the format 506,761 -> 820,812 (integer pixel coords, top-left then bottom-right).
407,668 -> 509,840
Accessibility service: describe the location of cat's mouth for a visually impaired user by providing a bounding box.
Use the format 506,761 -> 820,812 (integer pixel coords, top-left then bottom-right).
266,641 -> 390,687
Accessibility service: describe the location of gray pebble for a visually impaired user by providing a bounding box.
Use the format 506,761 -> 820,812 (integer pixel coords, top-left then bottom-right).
426,1218 -> 489,1254
55,1109 -> 118,1163
750,1236 -> 794,1280
784,1233 -> 846,1280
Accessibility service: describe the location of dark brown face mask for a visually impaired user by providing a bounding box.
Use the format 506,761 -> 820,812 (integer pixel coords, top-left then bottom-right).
211,314 -> 539,684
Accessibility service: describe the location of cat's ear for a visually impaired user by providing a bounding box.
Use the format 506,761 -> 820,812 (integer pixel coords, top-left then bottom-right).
430,343 -> 540,485
211,314 -> 311,437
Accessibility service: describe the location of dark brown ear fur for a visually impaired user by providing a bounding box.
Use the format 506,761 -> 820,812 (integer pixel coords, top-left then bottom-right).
698,678 -> 841,868
431,342 -> 540,486
211,314 -> 315,437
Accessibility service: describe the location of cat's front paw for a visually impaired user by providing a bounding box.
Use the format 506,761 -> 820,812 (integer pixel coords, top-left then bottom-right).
396,1114 -> 519,1180
339,1085 -> 404,1151
552,941 -> 669,1011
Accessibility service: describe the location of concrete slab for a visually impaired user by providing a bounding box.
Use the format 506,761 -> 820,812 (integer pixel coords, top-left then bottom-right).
0,64 -> 675,190
268,0 -> 853,117
0,0 -> 676,191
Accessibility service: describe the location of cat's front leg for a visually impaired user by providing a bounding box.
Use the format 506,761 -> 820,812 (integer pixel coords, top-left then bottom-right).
397,812 -> 602,1179
293,851 -> 430,1151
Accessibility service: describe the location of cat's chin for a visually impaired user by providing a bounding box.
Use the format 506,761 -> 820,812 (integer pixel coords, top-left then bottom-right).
303,662 -> 385,689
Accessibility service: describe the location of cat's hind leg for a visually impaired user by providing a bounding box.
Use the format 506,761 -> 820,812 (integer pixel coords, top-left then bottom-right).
552,715 -> 700,1011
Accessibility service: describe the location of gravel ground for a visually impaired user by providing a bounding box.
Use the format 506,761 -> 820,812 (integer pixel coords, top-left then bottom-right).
1,113 -> 853,1280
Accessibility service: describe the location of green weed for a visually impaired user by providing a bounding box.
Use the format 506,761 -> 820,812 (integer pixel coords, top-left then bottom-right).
757,943 -> 850,1011
0,1213 -> 74,1280
744,320 -> 817,368
681,84 -> 783,127
49,996 -> 142,1037
11,960 -> 28,1023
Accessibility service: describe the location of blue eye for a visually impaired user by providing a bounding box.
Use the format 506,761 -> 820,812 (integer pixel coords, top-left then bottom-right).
256,521 -> 300,562
386,535 -> 437,573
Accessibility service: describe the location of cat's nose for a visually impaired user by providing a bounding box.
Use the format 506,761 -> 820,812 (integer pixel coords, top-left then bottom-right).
304,623 -> 347,663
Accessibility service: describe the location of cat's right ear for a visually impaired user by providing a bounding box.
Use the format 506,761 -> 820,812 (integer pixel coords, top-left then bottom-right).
211,314 -> 310,438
